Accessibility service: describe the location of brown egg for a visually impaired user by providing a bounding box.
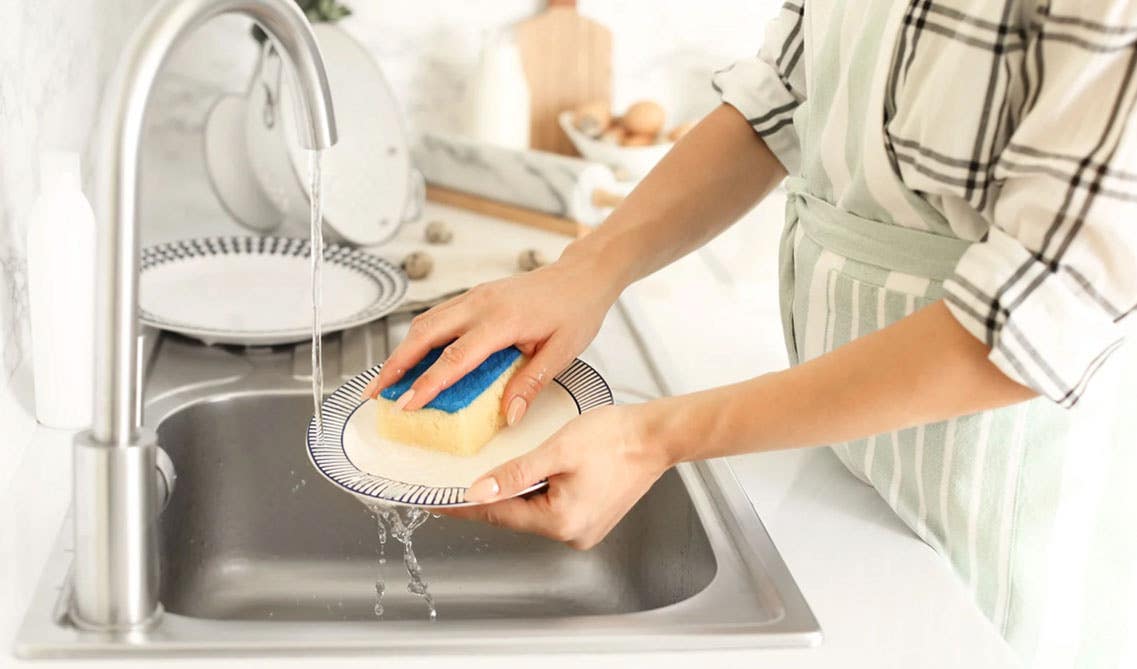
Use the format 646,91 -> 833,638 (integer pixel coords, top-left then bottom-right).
621,100 -> 665,136
572,101 -> 611,138
620,132 -> 656,147
667,121 -> 695,142
599,124 -> 627,145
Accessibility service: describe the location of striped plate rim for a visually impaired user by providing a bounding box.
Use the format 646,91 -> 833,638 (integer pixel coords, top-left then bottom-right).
305,358 -> 614,507
140,236 -> 407,344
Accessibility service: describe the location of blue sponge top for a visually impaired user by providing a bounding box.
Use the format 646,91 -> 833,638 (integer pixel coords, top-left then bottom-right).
379,345 -> 523,414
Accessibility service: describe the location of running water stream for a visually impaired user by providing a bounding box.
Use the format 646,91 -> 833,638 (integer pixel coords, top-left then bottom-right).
308,150 -> 325,440
307,151 -> 436,621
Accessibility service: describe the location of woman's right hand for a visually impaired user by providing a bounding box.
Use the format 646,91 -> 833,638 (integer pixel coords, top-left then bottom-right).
361,251 -> 623,426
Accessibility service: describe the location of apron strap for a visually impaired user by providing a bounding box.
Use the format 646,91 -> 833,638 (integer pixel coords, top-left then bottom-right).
783,176 -> 970,281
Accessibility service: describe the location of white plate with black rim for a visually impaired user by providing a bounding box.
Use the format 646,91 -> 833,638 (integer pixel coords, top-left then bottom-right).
306,359 -> 614,508
140,236 -> 407,346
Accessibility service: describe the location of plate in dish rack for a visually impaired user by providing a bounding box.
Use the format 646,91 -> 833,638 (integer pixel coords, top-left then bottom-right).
140,236 -> 407,346
306,358 -> 614,508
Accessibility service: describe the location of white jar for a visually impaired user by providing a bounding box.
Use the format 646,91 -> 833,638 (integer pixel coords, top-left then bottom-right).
26,151 -> 95,429
464,31 -> 532,150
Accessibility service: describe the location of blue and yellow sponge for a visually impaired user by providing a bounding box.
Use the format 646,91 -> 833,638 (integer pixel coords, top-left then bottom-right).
376,346 -> 524,456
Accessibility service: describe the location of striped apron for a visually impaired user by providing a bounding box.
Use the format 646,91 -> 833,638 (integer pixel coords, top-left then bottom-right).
778,174 -> 1137,667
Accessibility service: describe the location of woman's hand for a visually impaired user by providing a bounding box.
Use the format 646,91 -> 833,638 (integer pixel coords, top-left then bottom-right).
362,251 -> 623,425
439,403 -> 673,550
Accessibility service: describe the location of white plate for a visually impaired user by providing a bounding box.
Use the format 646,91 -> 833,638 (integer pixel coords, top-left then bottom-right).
140,236 -> 407,346
245,24 -> 409,246
203,95 -> 282,232
307,359 -> 614,508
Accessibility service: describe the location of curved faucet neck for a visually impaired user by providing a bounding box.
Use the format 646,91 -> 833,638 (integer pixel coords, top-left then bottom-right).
91,0 -> 336,445
73,0 -> 335,633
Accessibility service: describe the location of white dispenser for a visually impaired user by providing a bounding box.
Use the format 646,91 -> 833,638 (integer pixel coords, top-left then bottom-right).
464,30 -> 532,150
26,150 -> 95,429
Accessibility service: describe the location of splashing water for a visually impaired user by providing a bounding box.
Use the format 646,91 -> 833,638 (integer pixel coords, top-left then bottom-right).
368,503 -> 437,620
373,511 -> 388,617
309,150 -> 325,439
306,151 -> 436,621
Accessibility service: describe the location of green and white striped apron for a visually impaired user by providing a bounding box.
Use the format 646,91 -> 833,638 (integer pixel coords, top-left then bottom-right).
777,4 -> 1137,667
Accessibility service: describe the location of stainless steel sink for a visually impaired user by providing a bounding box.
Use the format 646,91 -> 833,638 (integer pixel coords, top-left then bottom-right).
16,309 -> 820,656
158,392 -> 715,622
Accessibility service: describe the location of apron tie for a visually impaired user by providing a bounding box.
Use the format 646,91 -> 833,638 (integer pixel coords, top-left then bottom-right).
782,176 -> 970,281
777,176 -> 972,364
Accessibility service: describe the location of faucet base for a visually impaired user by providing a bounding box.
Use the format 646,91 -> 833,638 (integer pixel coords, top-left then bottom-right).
70,429 -> 162,632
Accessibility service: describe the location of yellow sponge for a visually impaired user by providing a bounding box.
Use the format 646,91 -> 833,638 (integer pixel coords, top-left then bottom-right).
376,347 -> 524,456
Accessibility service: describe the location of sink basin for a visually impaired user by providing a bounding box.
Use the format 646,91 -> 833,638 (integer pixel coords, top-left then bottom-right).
16,310 -> 820,656
158,392 -> 715,622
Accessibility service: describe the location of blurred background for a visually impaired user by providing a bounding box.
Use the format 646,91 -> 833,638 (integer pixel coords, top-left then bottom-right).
0,0 -> 785,477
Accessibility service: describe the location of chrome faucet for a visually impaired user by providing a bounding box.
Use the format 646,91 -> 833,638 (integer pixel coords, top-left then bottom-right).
72,0 -> 336,631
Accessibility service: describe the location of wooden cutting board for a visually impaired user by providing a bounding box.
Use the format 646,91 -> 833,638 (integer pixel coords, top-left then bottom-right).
516,0 -> 612,156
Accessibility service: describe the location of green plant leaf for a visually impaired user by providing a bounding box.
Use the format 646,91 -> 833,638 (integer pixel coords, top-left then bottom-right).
250,0 -> 351,39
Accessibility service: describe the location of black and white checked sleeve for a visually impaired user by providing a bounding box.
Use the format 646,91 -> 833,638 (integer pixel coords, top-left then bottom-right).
943,0 -> 1137,407
712,1 -> 807,173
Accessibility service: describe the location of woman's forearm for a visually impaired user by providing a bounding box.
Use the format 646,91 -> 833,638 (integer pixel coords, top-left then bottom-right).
562,104 -> 785,294
644,301 -> 1038,464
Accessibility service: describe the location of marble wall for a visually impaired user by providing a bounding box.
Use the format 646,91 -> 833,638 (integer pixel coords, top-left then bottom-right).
0,0 -> 152,462
0,0 -> 782,439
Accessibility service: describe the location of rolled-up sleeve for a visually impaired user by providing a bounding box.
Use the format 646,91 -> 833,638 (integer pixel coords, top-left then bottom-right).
943,0 -> 1137,407
712,1 -> 807,173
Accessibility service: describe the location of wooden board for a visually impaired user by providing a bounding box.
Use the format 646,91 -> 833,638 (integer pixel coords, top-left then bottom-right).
425,185 -> 588,238
516,0 -> 612,156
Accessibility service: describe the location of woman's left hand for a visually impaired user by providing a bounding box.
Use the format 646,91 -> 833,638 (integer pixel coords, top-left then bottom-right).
440,403 -> 672,550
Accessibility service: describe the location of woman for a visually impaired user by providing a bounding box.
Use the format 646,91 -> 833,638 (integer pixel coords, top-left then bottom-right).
365,1 -> 1137,665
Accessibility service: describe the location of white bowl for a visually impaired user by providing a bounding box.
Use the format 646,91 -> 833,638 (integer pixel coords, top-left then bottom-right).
558,111 -> 672,179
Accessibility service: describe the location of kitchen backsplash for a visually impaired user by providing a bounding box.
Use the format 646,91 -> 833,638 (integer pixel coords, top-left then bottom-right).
0,0 -> 782,435
0,0 -> 154,458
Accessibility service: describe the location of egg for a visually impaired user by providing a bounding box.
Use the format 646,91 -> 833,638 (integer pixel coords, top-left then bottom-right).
572,101 -> 611,138
667,121 -> 695,142
620,133 -> 656,147
621,100 -> 665,136
599,124 -> 627,145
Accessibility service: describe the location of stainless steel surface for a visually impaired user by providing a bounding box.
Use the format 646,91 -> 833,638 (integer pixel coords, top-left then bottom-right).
77,0 -> 337,631
158,394 -> 714,621
17,311 -> 820,656
70,430 -> 161,631
154,446 -> 177,511
92,0 -> 336,446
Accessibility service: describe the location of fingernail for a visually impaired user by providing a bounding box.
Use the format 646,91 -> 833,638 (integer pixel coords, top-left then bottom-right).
465,477 -> 500,503
394,388 -> 415,410
506,396 -> 527,426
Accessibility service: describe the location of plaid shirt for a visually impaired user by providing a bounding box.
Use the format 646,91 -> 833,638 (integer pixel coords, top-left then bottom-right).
716,0 -> 1137,407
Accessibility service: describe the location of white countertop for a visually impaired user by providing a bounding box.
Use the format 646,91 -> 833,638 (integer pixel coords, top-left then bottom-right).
0,199 -> 1018,668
